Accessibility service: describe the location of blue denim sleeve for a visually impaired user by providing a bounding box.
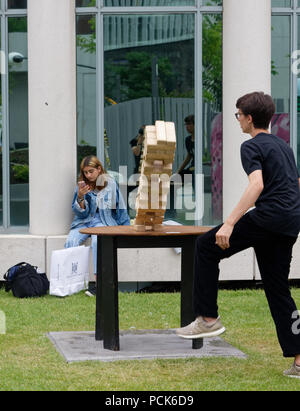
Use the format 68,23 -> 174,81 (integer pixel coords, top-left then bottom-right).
115,185 -> 130,226
71,187 -> 90,218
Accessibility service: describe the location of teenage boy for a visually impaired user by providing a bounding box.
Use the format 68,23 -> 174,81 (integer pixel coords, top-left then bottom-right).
176,92 -> 300,378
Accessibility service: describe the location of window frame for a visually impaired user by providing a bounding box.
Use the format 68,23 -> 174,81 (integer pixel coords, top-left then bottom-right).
0,0 -> 27,230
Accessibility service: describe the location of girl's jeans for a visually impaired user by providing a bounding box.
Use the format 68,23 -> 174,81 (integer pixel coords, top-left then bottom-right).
65,217 -> 104,274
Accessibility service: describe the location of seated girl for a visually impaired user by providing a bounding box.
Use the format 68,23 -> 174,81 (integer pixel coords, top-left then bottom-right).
65,155 -> 130,296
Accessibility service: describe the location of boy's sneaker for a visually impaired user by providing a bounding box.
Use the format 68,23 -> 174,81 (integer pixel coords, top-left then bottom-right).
283,362 -> 300,379
85,284 -> 96,297
176,316 -> 226,339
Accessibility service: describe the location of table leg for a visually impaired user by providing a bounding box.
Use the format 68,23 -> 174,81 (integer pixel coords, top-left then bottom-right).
101,235 -> 120,351
95,236 -> 104,341
181,235 -> 203,350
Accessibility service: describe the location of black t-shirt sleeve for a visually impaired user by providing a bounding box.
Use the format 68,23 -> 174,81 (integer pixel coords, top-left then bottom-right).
240,141 -> 263,176
130,137 -> 137,148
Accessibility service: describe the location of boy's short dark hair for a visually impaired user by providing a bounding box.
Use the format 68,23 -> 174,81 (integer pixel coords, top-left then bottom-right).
184,114 -> 195,125
236,92 -> 275,129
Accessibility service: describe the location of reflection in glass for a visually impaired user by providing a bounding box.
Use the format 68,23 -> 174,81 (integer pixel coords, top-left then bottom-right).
201,0 -> 222,6
202,13 -> 222,226
8,17 -> 29,226
103,0 -> 195,6
76,15 -> 97,172
271,0 -> 291,7
76,0 -> 96,7
103,14 -> 195,225
297,16 -> 300,170
271,16 -> 290,151
0,21 -> 2,226
7,0 -> 27,8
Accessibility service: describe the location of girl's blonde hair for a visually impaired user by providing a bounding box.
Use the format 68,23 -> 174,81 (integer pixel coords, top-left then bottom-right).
79,155 -> 107,190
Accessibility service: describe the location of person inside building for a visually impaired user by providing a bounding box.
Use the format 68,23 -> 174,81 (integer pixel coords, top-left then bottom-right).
65,155 -> 130,296
130,125 -> 145,175
177,114 -> 195,188
176,92 -> 300,378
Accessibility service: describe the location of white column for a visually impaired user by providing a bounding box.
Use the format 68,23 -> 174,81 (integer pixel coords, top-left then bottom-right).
222,0 -> 271,219
28,0 -> 77,235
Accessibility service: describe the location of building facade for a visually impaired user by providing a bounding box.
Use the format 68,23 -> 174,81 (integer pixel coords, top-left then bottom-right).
0,0 -> 300,282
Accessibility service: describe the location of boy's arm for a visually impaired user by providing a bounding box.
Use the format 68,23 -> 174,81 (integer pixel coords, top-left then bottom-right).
215,170 -> 264,250
177,153 -> 192,174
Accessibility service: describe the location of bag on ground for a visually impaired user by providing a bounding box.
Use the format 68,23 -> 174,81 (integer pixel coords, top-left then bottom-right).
49,246 -> 90,297
4,262 -> 49,298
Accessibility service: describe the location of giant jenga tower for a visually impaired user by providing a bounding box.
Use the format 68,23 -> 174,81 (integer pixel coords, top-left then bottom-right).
134,121 -> 176,231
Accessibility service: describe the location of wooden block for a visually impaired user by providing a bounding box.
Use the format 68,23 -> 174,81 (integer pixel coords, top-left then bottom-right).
141,161 -> 173,177
145,125 -> 156,137
165,122 -> 177,147
144,151 -> 175,162
136,209 -> 165,217
136,197 -> 167,210
156,121 -> 167,145
133,223 -> 151,232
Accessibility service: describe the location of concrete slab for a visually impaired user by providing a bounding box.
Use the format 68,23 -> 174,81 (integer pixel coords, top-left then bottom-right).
48,329 -> 247,363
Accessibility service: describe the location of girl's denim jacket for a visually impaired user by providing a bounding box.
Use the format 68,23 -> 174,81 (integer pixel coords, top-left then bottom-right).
70,176 -> 130,229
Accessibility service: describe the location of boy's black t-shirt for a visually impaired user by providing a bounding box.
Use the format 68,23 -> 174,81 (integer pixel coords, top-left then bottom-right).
240,133 -> 300,237
185,135 -> 195,170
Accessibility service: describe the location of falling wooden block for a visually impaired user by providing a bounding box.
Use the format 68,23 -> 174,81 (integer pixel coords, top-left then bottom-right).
134,120 -> 177,232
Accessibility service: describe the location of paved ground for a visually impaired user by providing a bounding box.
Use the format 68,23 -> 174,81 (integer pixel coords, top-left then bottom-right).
48,329 -> 247,363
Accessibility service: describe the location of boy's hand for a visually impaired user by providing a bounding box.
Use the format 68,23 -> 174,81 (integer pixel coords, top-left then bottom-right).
215,222 -> 234,250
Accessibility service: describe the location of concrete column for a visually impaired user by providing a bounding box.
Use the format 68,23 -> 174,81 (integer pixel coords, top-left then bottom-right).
28,0 -> 77,235
222,0 -> 271,219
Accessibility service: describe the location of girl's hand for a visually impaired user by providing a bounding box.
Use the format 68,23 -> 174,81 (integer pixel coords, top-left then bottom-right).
78,181 -> 91,198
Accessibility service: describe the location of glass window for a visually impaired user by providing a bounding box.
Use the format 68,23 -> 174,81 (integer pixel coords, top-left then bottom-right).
103,13 -> 195,225
103,1 -> 195,6
8,16 -> 28,226
201,0 -> 222,6
0,22 -> 2,227
297,16 -> 300,170
271,16 -> 291,149
202,13 -> 222,226
271,0 -> 291,7
7,0 -> 27,8
76,15 -> 97,171
76,0 -> 96,7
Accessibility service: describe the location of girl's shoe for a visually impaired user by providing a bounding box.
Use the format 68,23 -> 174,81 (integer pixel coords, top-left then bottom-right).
85,284 -> 96,297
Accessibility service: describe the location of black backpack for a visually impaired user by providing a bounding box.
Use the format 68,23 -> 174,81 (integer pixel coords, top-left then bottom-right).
4,262 -> 49,298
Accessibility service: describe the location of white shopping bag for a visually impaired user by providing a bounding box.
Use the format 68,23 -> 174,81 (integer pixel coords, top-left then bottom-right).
50,246 -> 90,297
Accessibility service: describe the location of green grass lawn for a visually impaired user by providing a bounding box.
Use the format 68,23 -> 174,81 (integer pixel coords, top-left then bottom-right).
0,287 -> 300,391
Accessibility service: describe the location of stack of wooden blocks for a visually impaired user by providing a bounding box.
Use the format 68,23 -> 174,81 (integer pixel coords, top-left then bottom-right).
134,120 -> 177,231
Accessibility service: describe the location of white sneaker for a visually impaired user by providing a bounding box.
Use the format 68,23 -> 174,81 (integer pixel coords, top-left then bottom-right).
176,316 -> 226,339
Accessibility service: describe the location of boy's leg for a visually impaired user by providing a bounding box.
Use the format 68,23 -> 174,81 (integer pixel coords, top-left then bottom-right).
193,213 -> 262,319
254,235 -> 300,358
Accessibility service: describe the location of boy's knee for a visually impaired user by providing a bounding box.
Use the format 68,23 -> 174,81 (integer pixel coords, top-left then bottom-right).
196,233 -> 209,250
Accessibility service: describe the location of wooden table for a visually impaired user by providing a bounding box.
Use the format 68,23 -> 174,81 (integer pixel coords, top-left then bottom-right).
80,225 -> 211,351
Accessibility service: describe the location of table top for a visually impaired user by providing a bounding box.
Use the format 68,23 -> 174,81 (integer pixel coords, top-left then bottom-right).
80,225 -> 212,237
